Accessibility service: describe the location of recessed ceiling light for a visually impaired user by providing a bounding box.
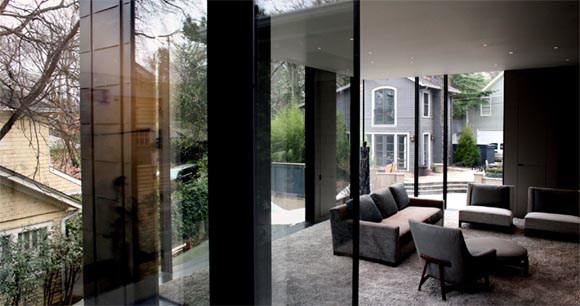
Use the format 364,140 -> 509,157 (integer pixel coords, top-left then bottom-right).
493,63 -> 498,67
317,47 -> 322,50
553,46 -> 559,50
410,61 -> 414,64
349,38 -> 354,41
370,61 -> 374,64
368,51 -> 372,55
482,43 -> 488,47
410,56 -> 414,60
508,51 -> 514,55
565,58 -> 570,62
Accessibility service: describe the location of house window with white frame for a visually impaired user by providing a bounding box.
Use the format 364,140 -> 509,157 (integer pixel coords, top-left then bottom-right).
397,135 -> 408,170
0,222 -> 52,252
374,134 -> 408,171
373,87 -> 396,125
18,227 -> 48,249
422,91 -> 430,117
422,133 -> 431,167
375,134 -> 394,167
480,97 -> 491,116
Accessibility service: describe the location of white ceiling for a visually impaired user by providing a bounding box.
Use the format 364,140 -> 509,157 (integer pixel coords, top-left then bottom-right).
270,0 -> 579,79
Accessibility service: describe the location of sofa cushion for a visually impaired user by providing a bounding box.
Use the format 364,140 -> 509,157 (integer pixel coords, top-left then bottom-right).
370,188 -> 399,218
532,188 -> 580,216
381,207 -> 443,235
459,206 -> 512,227
381,206 -> 442,246
346,195 -> 383,223
525,212 -> 580,235
470,184 -> 510,209
389,183 -> 410,210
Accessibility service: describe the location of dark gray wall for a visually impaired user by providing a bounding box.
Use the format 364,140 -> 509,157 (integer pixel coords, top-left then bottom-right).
504,65 -> 579,217
306,68 -> 337,222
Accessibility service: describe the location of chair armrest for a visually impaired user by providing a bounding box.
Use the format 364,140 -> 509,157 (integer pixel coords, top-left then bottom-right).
409,197 -> 444,210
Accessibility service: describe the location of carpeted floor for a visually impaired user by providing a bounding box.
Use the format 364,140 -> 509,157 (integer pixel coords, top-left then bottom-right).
161,210 -> 580,305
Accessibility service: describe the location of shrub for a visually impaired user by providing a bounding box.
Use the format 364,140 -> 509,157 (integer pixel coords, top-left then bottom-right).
455,127 -> 480,167
271,103 -> 305,163
172,155 -> 208,244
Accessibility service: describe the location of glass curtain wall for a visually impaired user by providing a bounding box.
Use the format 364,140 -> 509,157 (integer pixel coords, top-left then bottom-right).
133,1 -> 209,304
364,78 -> 413,194
415,75 -> 446,202
78,1 -> 208,304
255,1 -> 355,304
448,71 -> 504,209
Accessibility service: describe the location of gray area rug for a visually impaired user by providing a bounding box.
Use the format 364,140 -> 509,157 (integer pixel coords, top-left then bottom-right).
161,210 -> 580,305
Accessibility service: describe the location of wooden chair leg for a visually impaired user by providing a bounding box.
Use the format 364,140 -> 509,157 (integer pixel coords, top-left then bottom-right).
418,261 -> 430,291
439,263 -> 446,301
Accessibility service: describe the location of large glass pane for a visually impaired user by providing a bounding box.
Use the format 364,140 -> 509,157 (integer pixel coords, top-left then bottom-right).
449,71 -> 504,209
256,1 -> 354,304
416,75 -> 445,203
134,1 -> 210,304
365,78 -> 413,194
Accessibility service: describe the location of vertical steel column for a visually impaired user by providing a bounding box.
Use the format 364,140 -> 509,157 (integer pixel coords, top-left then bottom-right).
351,1 -> 360,305
443,75 -> 449,209
414,77 -> 420,197
305,68 -> 315,223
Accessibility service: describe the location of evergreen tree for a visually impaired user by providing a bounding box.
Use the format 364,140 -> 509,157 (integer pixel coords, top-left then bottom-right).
450,73 -> 495,117
455,127 -> 480,167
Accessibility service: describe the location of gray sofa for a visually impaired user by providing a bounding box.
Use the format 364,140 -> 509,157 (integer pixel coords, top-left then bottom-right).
524,187 -> 580,238
330,183 -> 444,266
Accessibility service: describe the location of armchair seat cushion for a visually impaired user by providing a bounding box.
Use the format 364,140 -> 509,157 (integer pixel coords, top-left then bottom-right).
459,206 -> 512,227
466,237 -> 527,260
525,212 -> 580,235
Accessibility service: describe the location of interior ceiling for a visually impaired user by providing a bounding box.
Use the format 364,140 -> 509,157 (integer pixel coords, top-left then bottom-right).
270,1 -> 579,79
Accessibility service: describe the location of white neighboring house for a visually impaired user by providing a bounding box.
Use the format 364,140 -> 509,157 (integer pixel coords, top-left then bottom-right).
452,72 -> 504,161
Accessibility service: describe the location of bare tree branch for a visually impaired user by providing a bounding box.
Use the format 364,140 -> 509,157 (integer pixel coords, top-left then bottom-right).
0,19 -> 78,141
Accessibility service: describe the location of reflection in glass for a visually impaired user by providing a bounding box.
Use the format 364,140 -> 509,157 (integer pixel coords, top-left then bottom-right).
134,1 -> 209,304
257,0 -> 354,304
76,0 -> 208,304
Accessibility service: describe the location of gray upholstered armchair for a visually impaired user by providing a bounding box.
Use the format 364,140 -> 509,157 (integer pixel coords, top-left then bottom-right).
459,183 -> 515,230
409,220 -> 496,300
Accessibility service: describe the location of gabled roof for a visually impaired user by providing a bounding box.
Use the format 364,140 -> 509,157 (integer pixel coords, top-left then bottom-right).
407,77 -> 461,94
336,77 -> 461,94
0,100 -> 58,113
482,72 -> 504,92
0,166 -> 81,211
